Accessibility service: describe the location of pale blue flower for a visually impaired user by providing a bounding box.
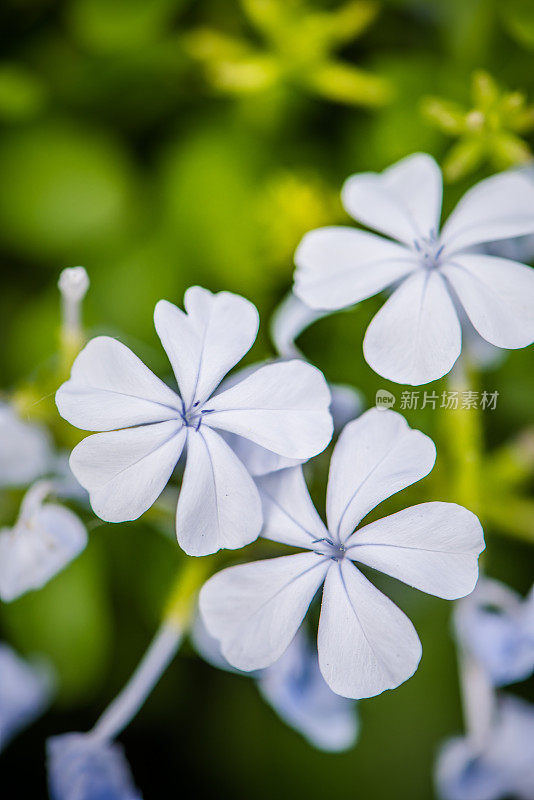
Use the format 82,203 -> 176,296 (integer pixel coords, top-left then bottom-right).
47,733 -> 142,800
436,695 -> 534,800
455,578 -> 534,687
0,643 -> 52,752
192,616 -> 358,751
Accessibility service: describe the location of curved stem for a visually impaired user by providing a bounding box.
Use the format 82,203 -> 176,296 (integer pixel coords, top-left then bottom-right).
91,621 -> 182,742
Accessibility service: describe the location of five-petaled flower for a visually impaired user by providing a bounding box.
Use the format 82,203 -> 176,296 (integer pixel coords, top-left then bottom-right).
55,287 -> 333,556
200,408 -> 485,699
294,153 -> 534,385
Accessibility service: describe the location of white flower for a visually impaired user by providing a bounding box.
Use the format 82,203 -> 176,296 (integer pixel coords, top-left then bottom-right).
55,287 -> 333,556
200,408 -> 485,699
0,643 -> 53,753
47,733 -> 142,800
294,154 -> 534,384
455,577 -> 534,688
0,402 -> 52,488
435,695 -> 534,800
0,481 -> 87,602
193,616 -> 358,752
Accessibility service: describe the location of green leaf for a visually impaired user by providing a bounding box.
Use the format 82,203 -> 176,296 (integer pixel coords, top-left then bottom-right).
0,64 -> 47,122
420,96 -> 467,135
443,137 -> 486,182
306,60 -> 392,106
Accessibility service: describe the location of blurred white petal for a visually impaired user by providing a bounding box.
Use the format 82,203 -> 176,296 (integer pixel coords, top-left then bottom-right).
0,403 -> 52,487
0,643 -> 53,752
0,482 -> 87,602
47,733 -> 142,800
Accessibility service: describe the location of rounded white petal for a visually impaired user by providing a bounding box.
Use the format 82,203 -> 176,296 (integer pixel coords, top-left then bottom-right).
70,421 -> 186,523
0,502 -> 87,602
154,288 -> 259,409
341,153 -> 443,244
257,466 -> 329,549
176,427 -> 262,556
363,270 -> 462,385
294,226 -> 417,310
56,336 -> 181,432
442,254 -> 534,349
441,171 -> 534,254
199,552 -> 329,671
0,403 -> 52,487
203,360 -> 333,459
326,408 -> 436,541
347,502 -> 485,599
318,560 -> 422,699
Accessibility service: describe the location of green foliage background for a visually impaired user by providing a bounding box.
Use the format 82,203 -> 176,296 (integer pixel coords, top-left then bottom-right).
1,1 -> 533,797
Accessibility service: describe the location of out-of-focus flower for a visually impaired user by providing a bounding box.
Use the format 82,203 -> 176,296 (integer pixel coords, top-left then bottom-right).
421,71 -> 534,182
185,0 -> 391,107
193,616 -> 358,751
0,481 -> 87,601
0,402 -> 52,488
47,734 -> 142,800
200,409 -> 484,699
294,153 -> 534,384
455,577 -> 534,688
56,286 -> 332,556
0,643 -> 53,753
435,695 -> 534,800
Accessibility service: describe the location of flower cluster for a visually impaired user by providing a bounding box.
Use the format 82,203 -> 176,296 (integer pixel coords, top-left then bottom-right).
4,152 -> 534,798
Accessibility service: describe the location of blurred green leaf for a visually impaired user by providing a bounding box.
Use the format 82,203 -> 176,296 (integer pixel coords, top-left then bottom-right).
0,121 -> 137,259
500,0 -> 534,49
0,64 -> 47,121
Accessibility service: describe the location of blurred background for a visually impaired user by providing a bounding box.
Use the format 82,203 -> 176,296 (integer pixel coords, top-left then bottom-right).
1,0 -> 534,797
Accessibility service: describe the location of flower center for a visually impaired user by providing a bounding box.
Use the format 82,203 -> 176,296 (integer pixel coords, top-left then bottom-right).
181,401 -> 204,430
312,537 -> 347,561
412,233 -> 444,270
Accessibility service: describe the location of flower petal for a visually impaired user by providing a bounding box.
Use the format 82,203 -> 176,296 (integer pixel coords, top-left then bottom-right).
0,496 -> 87,602
0,403 -> 52,487
257,630 -> 358,752
294,226 -> 417,311
363,270 -> 462,385
442,254 -> 534,349
346,502 -> 484,600
0,644 -> 52,752
341,153 -> 443,244
270,292 -> 330,359
203,360 -> 333,459
199,553 -> 329,671
154,287 -> 259,408
176,426 -> 262,556
70,421 -> 186,523
257,466 -> 329,549
222,432 -> 303,476
318,560 -> 422,699
56,337 -> 181,432
326,409 -> 436,541
47,733 -> 142,800
441,171 -> 534,254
